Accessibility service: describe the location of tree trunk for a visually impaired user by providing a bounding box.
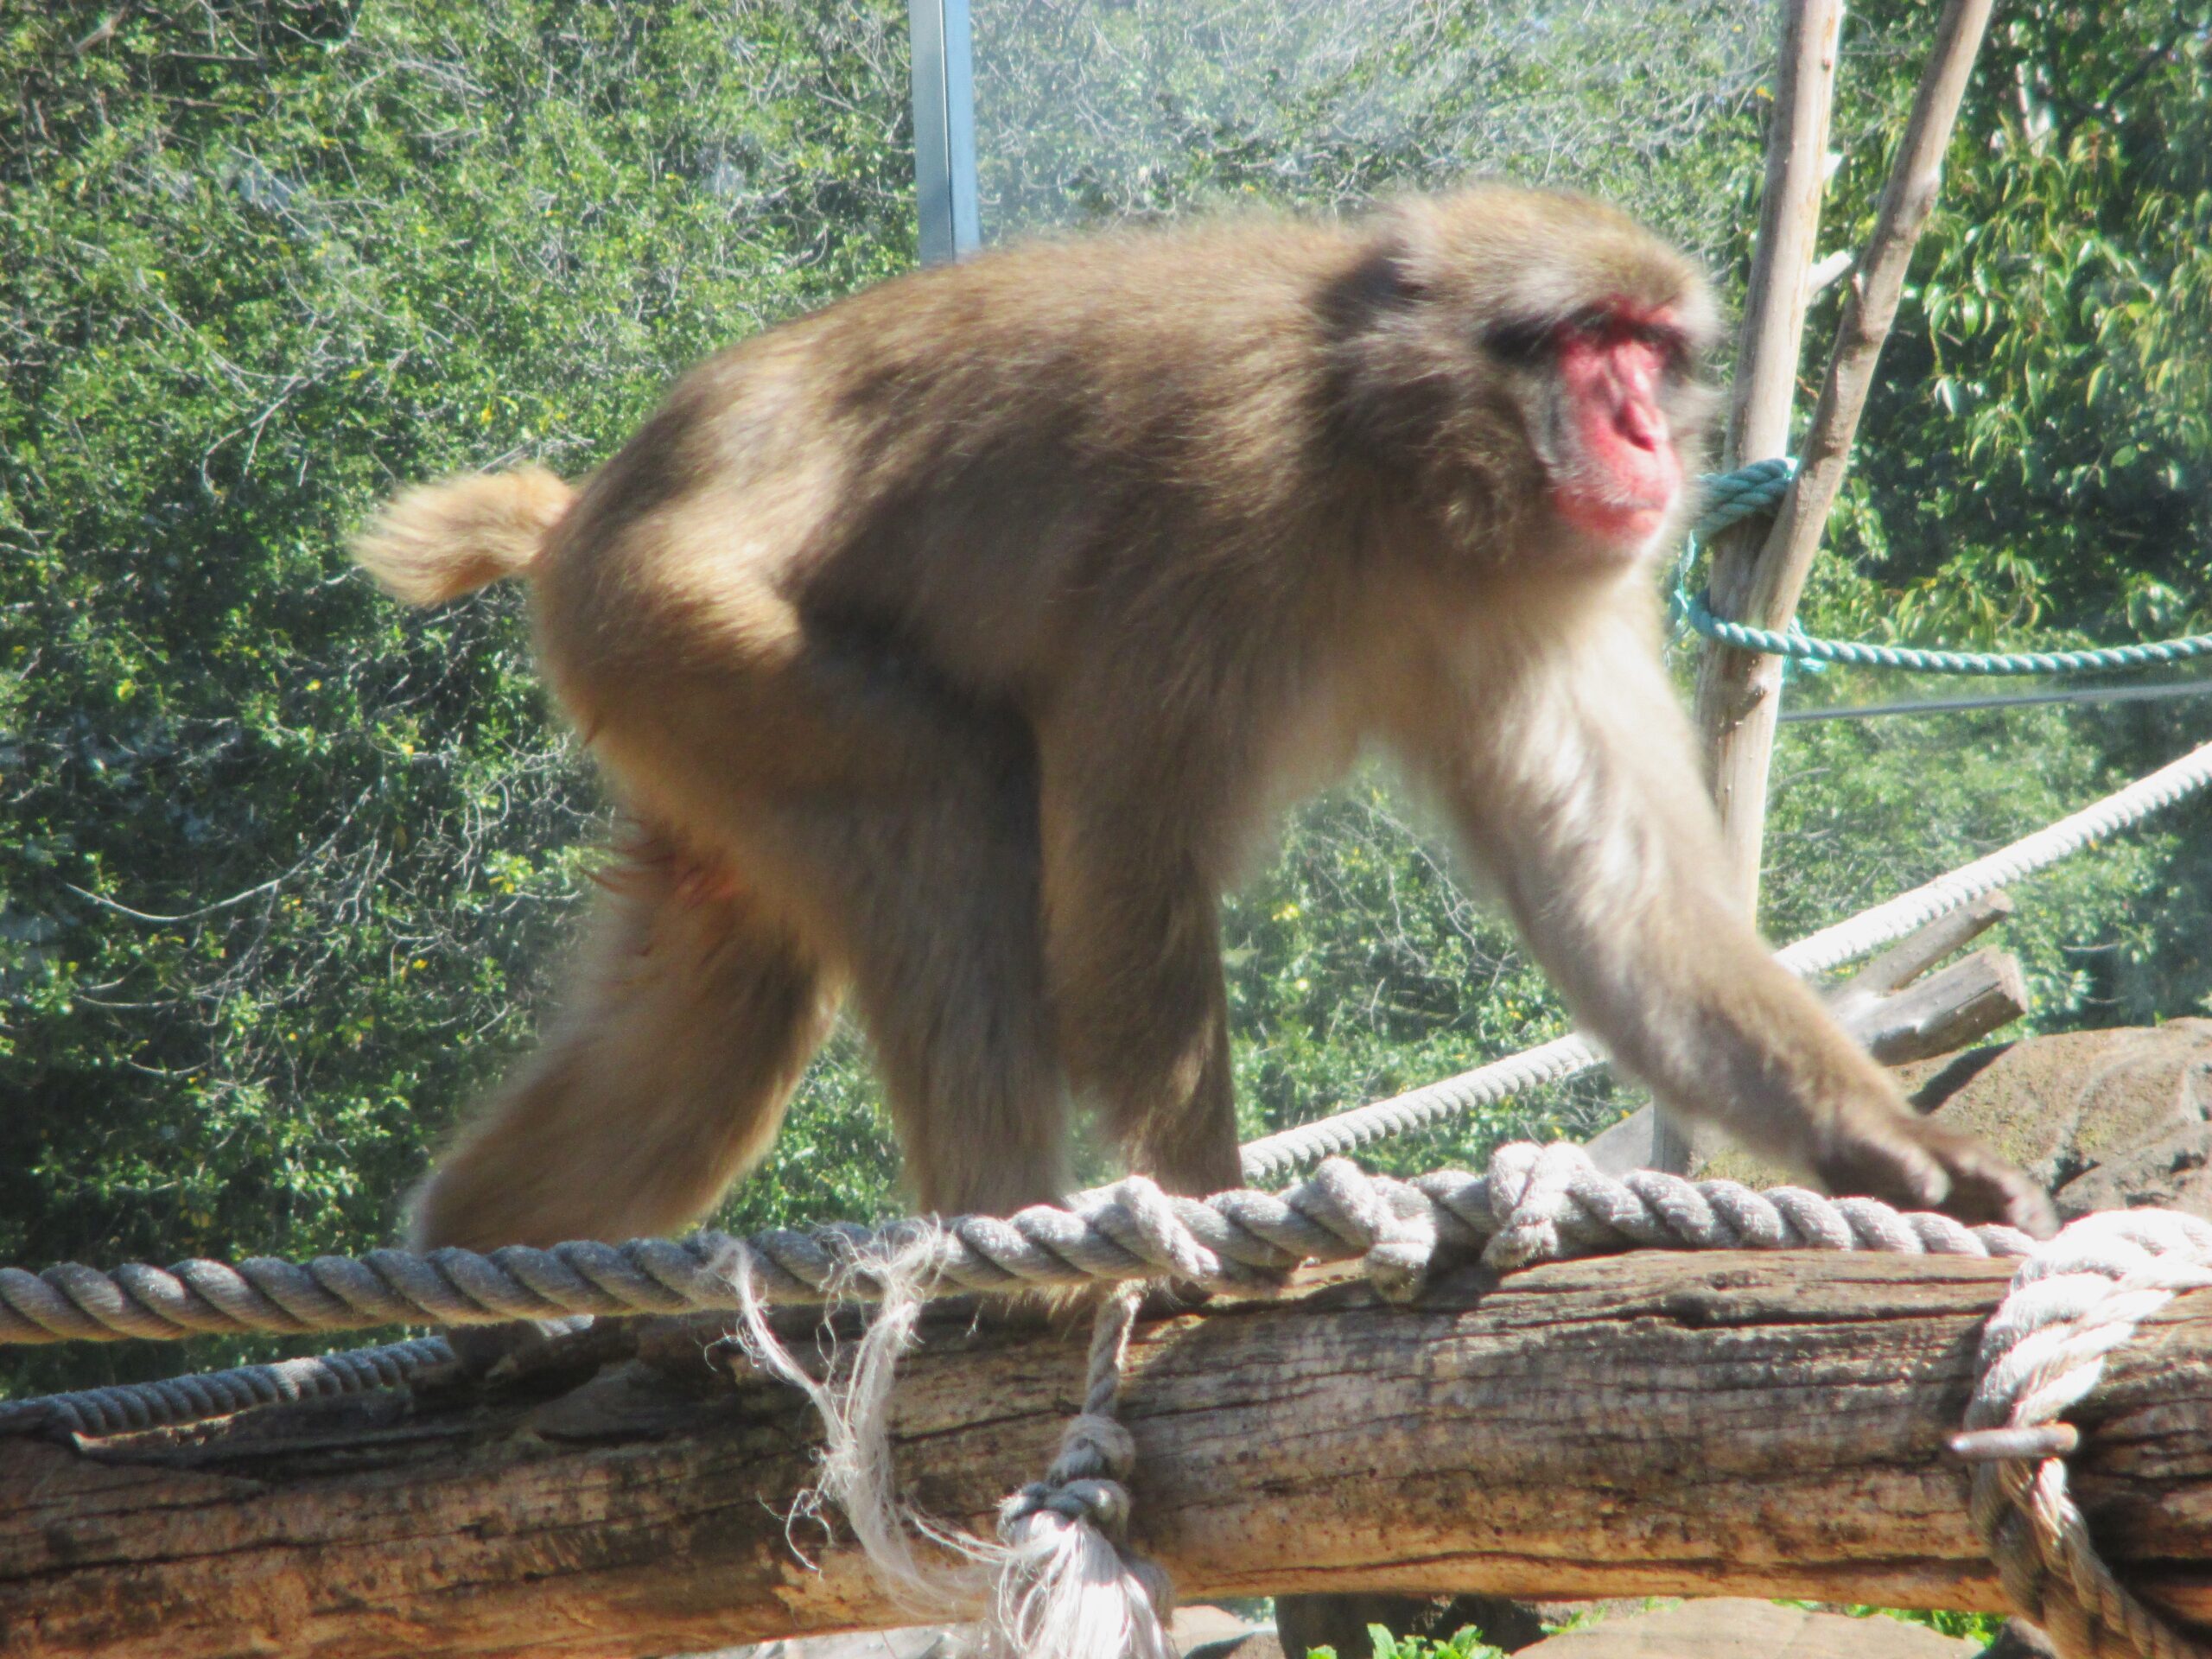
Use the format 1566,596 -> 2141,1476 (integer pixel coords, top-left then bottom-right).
1691,0 -> 1998,916
5,1253 -> 2210,1659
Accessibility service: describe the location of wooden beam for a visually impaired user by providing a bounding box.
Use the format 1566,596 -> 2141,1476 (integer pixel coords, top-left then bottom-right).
6,1255 -> 2212,1658
1840,891 -> 2016,999
1844,946 -> 2028,1064
1689,0 -> 1847,907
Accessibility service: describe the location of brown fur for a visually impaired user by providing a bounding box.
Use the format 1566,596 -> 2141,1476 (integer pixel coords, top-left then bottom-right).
354,185 -> 2056,1249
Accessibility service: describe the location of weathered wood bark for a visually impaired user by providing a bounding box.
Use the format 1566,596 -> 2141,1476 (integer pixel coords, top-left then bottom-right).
1848,946 -> 2029,1063
7,1254 -> 2212,1659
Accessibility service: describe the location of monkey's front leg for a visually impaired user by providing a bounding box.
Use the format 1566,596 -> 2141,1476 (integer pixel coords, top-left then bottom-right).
1420,693 -> 2056,1236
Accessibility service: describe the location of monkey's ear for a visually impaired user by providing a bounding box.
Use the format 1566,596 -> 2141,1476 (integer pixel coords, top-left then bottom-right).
1319,233 -> 1448,465
1318,226 -> 1433,338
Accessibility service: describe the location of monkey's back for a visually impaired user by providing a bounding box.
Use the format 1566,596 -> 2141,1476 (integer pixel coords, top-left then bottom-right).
531,213 -> 1380,742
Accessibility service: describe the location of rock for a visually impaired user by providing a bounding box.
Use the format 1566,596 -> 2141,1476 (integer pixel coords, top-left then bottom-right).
691,1626 -> 953,1658
1174,1604 -> 1268,1650
1188,1631 -> 1288,1659
1908,1020 -> 2212,1212
1516,1599 -> 1974,1658
1974,1621 -> 2060,1659
699,1604 -> 1277,1658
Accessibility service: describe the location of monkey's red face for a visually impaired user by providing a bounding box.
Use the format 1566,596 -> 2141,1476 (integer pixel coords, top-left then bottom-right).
1548,302 -> 1681,546
1547,305 -> 1688,550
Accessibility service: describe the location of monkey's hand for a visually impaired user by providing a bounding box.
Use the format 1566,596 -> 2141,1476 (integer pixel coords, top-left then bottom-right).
1814,1109 -> 2058,1239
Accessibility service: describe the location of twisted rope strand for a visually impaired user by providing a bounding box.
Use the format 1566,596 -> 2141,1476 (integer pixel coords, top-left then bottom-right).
1682,461 -> 2212,673
0,1147 -> 2033,1353
0,1337 -> 455,1439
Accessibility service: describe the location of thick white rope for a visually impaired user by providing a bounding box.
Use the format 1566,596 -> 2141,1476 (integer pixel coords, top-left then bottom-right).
1238,736 -> 2212,1182
1954,1210 -> 2212,1659
0,1150 -> 2034,1357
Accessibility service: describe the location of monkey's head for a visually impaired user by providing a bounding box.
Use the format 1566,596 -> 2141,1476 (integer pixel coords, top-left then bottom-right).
1325,184 -> 1722,569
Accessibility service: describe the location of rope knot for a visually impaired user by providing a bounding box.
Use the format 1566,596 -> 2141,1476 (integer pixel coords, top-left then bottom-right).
1306,1158 -> 1435,1300
1098,1174 -> 1221,1285
1002,1473 -> 1134,1535
1040,1410 -> 1136,1487
1481,1141 -> 1618,1269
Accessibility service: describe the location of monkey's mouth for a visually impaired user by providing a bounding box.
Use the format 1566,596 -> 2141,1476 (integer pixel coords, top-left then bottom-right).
1550,486 -> 1673,550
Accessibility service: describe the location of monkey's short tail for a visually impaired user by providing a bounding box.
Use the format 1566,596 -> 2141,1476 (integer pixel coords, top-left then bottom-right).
350,466 -> 576,607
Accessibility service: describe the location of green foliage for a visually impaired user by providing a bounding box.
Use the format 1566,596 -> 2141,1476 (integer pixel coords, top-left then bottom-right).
1302,1624 -> 1506,1659
0,0 -> 918,1393
1769,0 -> 2212,1023
1821,1 -> 2212,648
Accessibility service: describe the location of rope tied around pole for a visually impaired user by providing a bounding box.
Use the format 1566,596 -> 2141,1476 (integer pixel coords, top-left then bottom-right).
1679,461 -> 2212,673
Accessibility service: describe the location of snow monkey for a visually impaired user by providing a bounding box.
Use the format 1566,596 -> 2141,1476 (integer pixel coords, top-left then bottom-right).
353,184 -> 2058,1251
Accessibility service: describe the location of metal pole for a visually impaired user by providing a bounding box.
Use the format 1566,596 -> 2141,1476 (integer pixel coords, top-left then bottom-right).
909,0 -> 980,264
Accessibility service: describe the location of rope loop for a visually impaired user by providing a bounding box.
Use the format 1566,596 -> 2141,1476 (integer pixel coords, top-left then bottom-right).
1957,1210 -> 2212,1659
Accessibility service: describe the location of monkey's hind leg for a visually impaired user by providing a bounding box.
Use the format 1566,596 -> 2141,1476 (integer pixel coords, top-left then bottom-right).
1041,798 -> 1244,1201
409,840 -> 837,1252
773,756 -> 1071,1224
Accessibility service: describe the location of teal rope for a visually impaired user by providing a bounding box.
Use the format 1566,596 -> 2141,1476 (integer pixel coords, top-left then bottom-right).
1680,461 -> 2212,674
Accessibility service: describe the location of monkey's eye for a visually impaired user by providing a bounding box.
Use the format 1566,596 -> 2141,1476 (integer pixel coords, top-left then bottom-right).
1626,320 -> 1694,374
1481,319 -> 1552,365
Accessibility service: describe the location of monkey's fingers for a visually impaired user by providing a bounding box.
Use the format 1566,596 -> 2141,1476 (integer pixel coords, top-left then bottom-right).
1815,1117 -> 2058,1241
1904,1119 -> 2061,1240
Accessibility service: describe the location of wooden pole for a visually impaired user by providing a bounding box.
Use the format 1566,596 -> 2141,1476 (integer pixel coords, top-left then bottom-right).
1656,0 -> 1846,1175
1691,0 -> 1848,905
1690,0 -> 1998,906
7,1255 -> 2212,1658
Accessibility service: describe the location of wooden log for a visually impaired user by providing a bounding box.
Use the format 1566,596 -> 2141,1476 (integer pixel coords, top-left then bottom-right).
1840,892 -> 2017,1000
6,1253 -> 2212,1659
1849,946 -> 2029,1064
